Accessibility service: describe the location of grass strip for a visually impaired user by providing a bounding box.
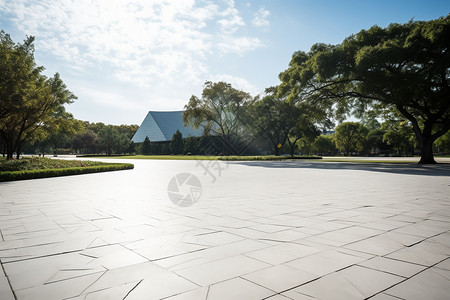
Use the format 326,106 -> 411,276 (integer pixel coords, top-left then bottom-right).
217,155 -> 321,161
77,155 -> 322,161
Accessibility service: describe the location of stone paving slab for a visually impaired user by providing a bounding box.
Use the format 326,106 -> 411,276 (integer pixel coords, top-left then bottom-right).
0,159 -> 449,299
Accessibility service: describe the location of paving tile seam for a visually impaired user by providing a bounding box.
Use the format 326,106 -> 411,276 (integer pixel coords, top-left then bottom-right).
364,256 -> 450,300
237,275 -> 280,294
143,248 -> 208,263
261,293 -> 294,300
406,231 -> 448,248
434,257 -> 450,271
122,279 -> 143,299
44,270 -> 106,287
378,255 -> 431,268
341,242 -> 407,258
380,292 -> 406,300
0,258 -> 16,300
1,240 -> 66,252
355,263 -> 412,279
342,274 -> 369,299
203,285 -> 211,300
266,275 -> 322,298
78,268 -> 108,296
246,262 -> 369,297
2,248 -> 88,264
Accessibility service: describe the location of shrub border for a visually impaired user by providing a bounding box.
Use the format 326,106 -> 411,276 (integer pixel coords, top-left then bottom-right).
0,163 -> 134,182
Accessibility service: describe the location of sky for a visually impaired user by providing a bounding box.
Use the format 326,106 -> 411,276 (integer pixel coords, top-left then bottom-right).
1,0 -> 449,126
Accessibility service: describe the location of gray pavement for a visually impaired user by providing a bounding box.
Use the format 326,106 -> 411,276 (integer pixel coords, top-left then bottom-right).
0,159 -> 449,299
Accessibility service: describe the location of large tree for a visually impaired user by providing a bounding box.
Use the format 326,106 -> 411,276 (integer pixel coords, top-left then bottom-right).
246,87 -> 323,156
0,31 -> 76,158
183,81 -> 252,154
279,16 -> 450,163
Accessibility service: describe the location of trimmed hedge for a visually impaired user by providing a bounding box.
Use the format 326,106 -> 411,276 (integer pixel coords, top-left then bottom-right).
0,163 -> 134,182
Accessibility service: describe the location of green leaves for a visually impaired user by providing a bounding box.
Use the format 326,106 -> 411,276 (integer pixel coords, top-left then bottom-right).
279,15 -> 450,163
0,30 -> 77,158
334,122 -> 369,156
183,81 -> 252,152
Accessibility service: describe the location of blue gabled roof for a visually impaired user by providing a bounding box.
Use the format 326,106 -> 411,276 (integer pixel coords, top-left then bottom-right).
131,111 -> 203,143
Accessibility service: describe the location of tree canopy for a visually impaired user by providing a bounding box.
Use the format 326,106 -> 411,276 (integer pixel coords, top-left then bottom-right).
246,87 -> 321,156
0,31 -> 76,158
334,122 -> 369,156
183,81 -> 252,154
279,15 -> 450,163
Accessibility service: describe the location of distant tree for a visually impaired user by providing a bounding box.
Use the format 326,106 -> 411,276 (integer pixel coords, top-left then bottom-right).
366,128 -> 388,155
279,16 -> 450,163
86,122 -> 106,134
435,130 -> 450,154
170,130 -> 184,154
313,135 -> 336,156
128,141 -> 136,155
142,136 -> 151,155
184,136 -> 200,154
334,122 -> 369,156
382,120 -> 415,156
117,124 -> 139,140
183,81 -> 252,154
98,125 -> 129,155
72,130 -> 98,154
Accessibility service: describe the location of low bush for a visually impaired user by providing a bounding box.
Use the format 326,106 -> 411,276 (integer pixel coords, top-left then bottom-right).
0,157 -> 134,181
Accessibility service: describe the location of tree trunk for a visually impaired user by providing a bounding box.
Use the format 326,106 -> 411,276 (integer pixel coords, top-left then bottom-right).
6,140 -> 13,159
418,135 -> 436,164
16,142 -> 21,159
274,145 -> 280,156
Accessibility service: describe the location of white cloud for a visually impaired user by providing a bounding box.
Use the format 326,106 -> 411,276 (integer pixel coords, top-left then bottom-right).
77,87 -> 145,111
218,36 -> 264,55
252,7 -> 270,30
209,74 -> 260,96
217,0 -> 245,34
0,0 -> 263,88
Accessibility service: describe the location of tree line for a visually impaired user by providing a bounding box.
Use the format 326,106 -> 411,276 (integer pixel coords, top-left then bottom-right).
183,16 -> 450,163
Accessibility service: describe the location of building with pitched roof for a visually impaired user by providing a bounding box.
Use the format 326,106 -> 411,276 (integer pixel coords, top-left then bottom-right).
131,111 -> 203,143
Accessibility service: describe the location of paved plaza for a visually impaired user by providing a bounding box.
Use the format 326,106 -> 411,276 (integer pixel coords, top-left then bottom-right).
0,159 -> 449,299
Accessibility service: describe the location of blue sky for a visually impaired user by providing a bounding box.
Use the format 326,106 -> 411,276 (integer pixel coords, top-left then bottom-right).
1,0 -> 449,125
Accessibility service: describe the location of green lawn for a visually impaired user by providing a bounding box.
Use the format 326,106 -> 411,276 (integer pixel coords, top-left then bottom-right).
77,155 -> 321,161
75,155 -> 450,164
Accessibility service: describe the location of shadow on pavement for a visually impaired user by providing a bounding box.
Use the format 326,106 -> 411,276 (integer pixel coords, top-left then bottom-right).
231,160 -> 450,177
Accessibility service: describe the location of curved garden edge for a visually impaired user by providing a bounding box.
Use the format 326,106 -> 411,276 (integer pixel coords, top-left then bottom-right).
0,163 -> 134,182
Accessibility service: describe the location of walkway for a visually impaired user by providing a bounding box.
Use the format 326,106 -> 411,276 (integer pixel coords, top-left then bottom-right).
0,159 -> 449,299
